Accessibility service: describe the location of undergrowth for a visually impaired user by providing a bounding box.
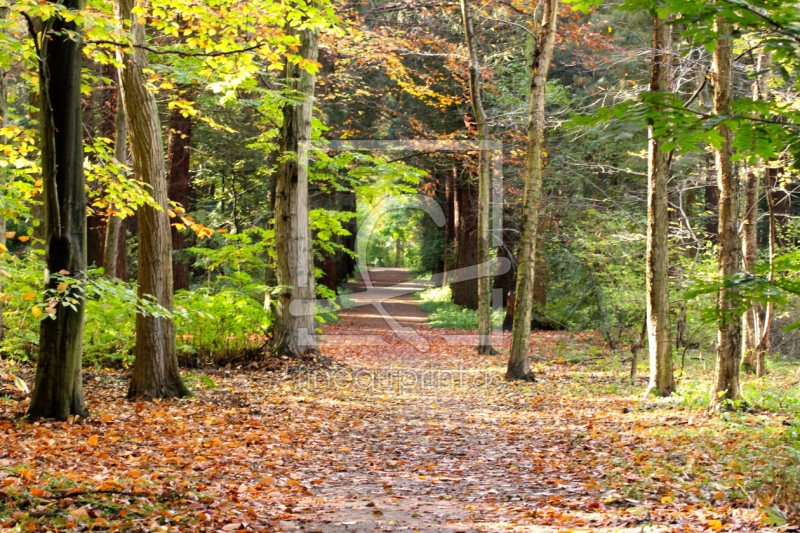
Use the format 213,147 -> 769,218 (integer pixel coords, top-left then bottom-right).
417,286 -> 504,330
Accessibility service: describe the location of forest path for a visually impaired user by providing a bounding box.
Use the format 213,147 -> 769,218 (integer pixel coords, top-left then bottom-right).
328,267 -> 430,334
277,269 -> 730,532
0,269 -> 771,532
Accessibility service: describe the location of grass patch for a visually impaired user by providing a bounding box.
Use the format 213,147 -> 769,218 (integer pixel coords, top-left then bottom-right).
417,286 -> 504,330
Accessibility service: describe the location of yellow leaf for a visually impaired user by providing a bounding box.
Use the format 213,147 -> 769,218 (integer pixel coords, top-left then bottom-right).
88,435 -> 99,446
661,496 -> 673,504
18,236 -> 30,242
11,374 -> 29,394
23,292 -> 36,301
31,306 -> 41,318
69,508 -> 89,520
708,519 -> 723,531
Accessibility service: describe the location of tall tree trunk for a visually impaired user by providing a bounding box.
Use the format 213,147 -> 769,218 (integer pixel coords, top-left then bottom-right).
646,14 -> 675,396
740,169 -> 762,371
506,0 -> 559,381
166,105 -> 192,291
742,52 -> 771,374
116,0 -> 189,399
27,0 -> 89,420
0,4 -> 8,342
271,24 -> 320,356
461,0 -> 494,354
710,14 -> 741,408
103,72 -> 128,279
451,171 -> 478,310
757,167 -> 777,377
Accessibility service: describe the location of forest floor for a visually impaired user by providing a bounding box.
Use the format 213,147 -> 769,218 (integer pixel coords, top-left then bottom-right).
1,268 -> 799,532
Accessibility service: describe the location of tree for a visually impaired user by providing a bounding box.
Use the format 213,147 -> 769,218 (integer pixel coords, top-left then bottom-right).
710,12 -> 741,408
461,0 -> 494,355
166,105 -> 192,291
506,0 -> 559,381
27,0 -> 90,420
116,0 -> 189,399
0,4 -> 8,343
103,75 -> 128,280
451,170 -> 479,310
645,13 -> 675,396
271,22 -> 320,357
741,51 -> 771,377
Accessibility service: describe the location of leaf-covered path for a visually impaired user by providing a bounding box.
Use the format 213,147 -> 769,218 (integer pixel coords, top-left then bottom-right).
0,269 -> 793,531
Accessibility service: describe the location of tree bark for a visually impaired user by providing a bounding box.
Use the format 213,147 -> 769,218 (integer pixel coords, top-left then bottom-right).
741,169 -> 762,371
506,0 -> 559,381
116,0 -> 189,399
103,73 -> 128,279
704,152 -> 718,243
166,105 -> 192,291
27,0 -> 89,420
451,170 -> 478,310
741,53 -> 770,375
461,0 -> 494,354
271,24 -> 320,356
710,14 -> 741,408
646,14 -> 675,396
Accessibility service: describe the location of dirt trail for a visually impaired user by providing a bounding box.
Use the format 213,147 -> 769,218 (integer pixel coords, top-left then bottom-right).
329,268 -> 430,330
0,269 -> 774,532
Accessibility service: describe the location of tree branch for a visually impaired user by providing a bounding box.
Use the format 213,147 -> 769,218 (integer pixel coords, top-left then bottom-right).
85,39 -> 268,58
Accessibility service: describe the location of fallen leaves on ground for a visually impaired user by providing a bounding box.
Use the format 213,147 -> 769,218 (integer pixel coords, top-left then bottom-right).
1,275 -> 799,532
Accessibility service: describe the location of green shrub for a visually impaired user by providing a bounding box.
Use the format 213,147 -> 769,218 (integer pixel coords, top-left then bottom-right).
174,287 -> 272,366
418,286 -> 504,330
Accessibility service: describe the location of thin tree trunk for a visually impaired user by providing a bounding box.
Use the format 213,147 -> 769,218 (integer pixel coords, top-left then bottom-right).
646,14 -> 675,396
116,0 -> 189,399
27,0 -> 89,420
506,0 -> 559,381
710,14 -> 741,408
756,164 -> 777,377
461,0 -> 494,354
166,105 -> 192,291
443,168 -> 456,287
742,51 -> 771,375
0,4 -> 8,342
272,24 -> 320,356
103,77 -> 128,279
741,168 -> 760,372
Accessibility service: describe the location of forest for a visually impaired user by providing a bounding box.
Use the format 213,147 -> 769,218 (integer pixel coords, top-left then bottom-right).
1,0 -> 800,530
